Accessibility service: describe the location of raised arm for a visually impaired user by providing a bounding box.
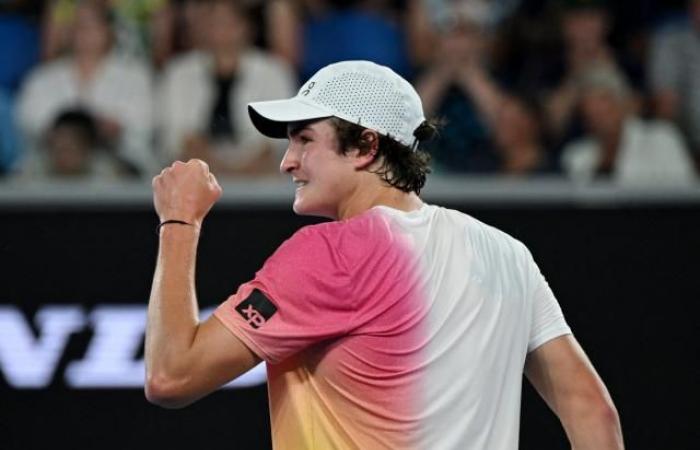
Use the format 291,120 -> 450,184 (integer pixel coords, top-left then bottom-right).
455,65 -> 507,130
145,159 -> 260,409
525,335 -> 624,450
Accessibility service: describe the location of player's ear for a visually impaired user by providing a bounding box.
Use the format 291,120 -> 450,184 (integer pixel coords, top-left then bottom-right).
351,130 -> 379,170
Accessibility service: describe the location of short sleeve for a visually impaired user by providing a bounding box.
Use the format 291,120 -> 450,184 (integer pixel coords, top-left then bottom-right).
527,257 -> 572,353
214,225 -> 357,364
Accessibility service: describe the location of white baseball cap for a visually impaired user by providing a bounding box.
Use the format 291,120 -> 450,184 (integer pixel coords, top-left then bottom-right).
248,60 -> 426,147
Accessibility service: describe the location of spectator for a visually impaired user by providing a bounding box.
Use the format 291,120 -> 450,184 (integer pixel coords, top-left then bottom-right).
265,0 -> 431,81
493,94 -> 554,176
0,0 -> 41,174
420,44 -> 552,176
561,66 -> 696,186
43,0 -> 176,70
44,109 -> 100,176
486,0 -> 562,93
421,6 -> 555,177
156,0 -> 296,176
415,3 -> 498,173
648,0 -> 700,170
38,108 -> 125,178
109,0 -> 176,70
544,0 -> 624,146
174,0 -> 211,52
17,0 -> 157,178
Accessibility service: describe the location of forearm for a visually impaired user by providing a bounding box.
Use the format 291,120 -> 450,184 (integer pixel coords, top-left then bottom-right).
543,372 -> 624,449
416,68 -> 452,115
456,67 -> 505,128
546,81 -> 578,137
535,371 -> 624,450
561,396 -> 624,450
145,224 -> 201,380
146,159 -> 228,407
526,337 -> 624,450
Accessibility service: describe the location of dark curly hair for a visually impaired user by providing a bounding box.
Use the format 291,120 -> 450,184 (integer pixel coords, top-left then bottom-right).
329,118 -> 438,195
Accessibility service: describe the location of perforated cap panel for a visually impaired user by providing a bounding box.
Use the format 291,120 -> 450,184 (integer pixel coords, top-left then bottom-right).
312,71 -> 409,141
249,61 -> 425,146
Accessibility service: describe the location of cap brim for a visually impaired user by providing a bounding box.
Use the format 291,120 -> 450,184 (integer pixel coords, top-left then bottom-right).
248,98 -> 332,139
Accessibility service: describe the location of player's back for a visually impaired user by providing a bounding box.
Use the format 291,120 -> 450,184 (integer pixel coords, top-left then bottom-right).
375,203 -> 569,449
215,203 -> 570,450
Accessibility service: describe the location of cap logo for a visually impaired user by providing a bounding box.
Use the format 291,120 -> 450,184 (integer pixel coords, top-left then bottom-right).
301,81 -> 316,96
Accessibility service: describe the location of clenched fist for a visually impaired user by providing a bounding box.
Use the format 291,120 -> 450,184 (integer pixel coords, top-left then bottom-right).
152,159 -> 222,229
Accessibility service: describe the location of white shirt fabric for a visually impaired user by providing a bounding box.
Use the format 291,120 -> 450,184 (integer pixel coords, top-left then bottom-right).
380,204 -> 572,449
16,53 -> 157,177
156,49 -> 296,164
561,117 -> 697,186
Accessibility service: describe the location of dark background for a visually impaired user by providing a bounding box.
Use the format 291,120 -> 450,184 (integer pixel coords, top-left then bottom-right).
1,201 -> 698,449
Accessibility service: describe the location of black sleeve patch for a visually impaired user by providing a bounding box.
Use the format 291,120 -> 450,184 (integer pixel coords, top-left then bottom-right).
235,289 -> 277,329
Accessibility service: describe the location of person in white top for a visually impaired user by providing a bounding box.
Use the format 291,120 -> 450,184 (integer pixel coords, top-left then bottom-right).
562,65 -> 697,186
156,0 -> 296,176
16,0 -> 157,178
145,60 -> 624,449
648,0 -> 700,166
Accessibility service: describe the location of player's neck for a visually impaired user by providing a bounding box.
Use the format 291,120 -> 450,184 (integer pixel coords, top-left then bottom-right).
336,179 -> 423,220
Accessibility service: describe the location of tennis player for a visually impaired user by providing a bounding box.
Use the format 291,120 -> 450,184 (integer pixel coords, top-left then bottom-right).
146,60 -> 624,449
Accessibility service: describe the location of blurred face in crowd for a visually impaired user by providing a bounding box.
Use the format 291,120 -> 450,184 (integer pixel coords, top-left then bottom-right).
438,19 -> 486,64
206,1 -> 249,53
580,88 -> 626,137
182,0 -> 210,50
47,126 -> 93,176
494,97 -> 540,151
562,8 -> 609,50
281,119 -> 360,219
72,2 -> 113,58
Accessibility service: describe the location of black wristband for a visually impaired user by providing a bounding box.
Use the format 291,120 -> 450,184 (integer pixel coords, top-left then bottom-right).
157,219 -> 194,235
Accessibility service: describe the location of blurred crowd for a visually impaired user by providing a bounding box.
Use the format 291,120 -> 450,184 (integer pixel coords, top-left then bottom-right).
0,0 -> 699,186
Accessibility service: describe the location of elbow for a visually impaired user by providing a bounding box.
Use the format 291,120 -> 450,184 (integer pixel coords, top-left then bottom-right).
587,388 -> 621,427
588,400 -> 625,449
144,373 -> 194,409
592,399 -> 622,432
564,379 -> 621,425
605,401 -> 621,425
563,393 -> 624,448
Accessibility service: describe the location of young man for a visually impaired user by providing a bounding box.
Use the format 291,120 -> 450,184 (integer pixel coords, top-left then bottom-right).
146,61 -> 624,449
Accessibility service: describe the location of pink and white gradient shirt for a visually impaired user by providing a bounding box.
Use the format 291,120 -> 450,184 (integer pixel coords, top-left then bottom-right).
215,204 -> 571,449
